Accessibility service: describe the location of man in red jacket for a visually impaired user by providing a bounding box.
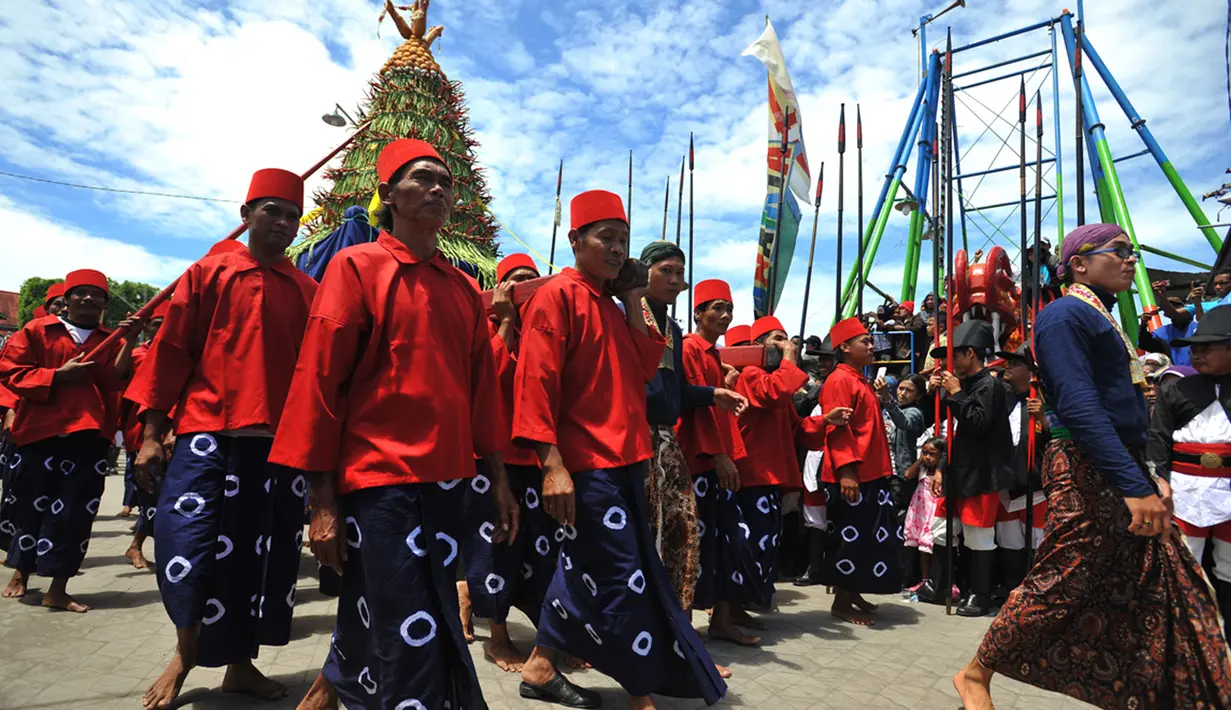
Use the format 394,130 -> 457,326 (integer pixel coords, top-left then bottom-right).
819,317 -> 903,626
128,168 -> 319,709
0,269 -> 140,612
116,303 -> 167,568
270,139 -> 517,710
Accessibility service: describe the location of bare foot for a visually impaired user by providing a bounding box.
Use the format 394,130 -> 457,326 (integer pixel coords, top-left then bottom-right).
630,695 -> 656,710
296,672 -> 339,710
953,665 -> 995,710
42,588 -> 89,613
126,545 -> 150,570
851,593 -> 880,613
730,606 -> 767,630
117,506 -> 133,518
457,581 -> 475,642
484,637 -> 529,672
564,655 -> 591,670
222,660 -> 288,701
715,663 -> 733,679
831,601 -> 875,626
143,653 -> 189,709
708,621 -> 761,646
2,570 -> 28,598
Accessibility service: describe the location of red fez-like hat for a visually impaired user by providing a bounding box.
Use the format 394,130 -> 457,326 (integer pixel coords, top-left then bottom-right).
830,316 -> 868,346
751,316 -> 787,343
44,283 -> 65,304
33,306 -> 46,318
65,269 -> 109,296
207,240 -> 247,257
497,253 -> 539,283
570,190 -> 627,231
725,324 -> 752,346
377,139 -> 448,184
246,168 -> 304,211
900,300 -> 915,313
694,279 -> 733,308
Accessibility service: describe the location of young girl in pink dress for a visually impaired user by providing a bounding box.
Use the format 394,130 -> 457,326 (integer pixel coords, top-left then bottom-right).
903,438 -> 948,596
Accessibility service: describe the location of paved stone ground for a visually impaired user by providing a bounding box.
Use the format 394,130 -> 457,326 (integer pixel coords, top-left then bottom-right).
0,472 -> 1099,710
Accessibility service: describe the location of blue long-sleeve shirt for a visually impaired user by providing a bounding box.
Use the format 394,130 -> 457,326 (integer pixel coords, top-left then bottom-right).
1034,286 -> 1153,497
644,301 -> 714,425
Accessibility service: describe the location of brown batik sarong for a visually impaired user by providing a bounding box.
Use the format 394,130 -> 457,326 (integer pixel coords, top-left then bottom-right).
646,424 -> 700,610
977,439 -> 1231,709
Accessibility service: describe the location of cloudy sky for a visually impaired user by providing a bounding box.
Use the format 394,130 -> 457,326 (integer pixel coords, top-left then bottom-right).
2,0 -> 1229,334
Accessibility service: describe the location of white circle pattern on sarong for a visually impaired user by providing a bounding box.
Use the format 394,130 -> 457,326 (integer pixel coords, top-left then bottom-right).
224,475 -> 240,497
628,569 -> 646,594
250,594 -> 259,617
146,507 -> 156,520
522,562 -> 533,579
436,532 -> 458,567
291,474 -> 307,499
586,623 -> 602,645
876,526 -> 889,543
698,520 -> 706,536
258,595 -> 265,618
471,474 -> 490,494
358,666 -> 377,695
602,506 -> 627,530
50,498 -> 64,515
896,525 -> 905,540
755,561 -> 763,576
174,493 -> 206,518
358,596 -> 371,628
36,538 -> 52,555
216,535 -> 233,560
485,573 -> 505,595
346,516 -> 362,548
772,533 -> 780,547
93,459 -> 107,475
295,529 -> 304,549
632,631 -> 653,657
873,561 -> 888,578
165,556 -> 192,583
674,640 -> 685,659
524,487 -> 540,509
264,478 -> 271,494
772,497 -> 779,510
395,702 -> 426,710
43,456 -> 54,471
16,534 -> 35,551
563,554 -> 573,571
693,477 -> 709,498
479,522 -> 495,543
437,479 -> 461,490
757,496 -> 771,514
286,586 -> 296,608
62,459 -> 77,475
79,540 -> 88,553
758,534 -> 769,551
190,434 -> 217,457
202,598 -> 225,625
33,496 -> 49,511
878,489 -> 893,506
85,497 -> 100,516
731,570 -> 744,585
406,526 -> 427,556
850,491 -> 864,506
255,535 -> 265,556
738,522 -> 750,539
552,598 -> 569,619
6,454 -> 18,470
825,520 -> 836,534
835,559 -> 856,575
581,573 -> 598,597
0,521 -> 13,535
841,526 -> 859,543
535,535 -> 551,556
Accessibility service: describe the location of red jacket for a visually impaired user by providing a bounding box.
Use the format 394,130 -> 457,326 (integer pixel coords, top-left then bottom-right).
513,267 -> 665,473
119,343 -> 150,453
821,363 -> 893,484
734,359 -> 826,488
125,249 -> 318,435
677,333 -> 745,475
0,316 -> 122,446
488,320 -> 538,467
268,233 -> 507,493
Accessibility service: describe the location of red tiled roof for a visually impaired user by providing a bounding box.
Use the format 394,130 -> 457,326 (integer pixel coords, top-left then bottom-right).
0,290 -> 19,331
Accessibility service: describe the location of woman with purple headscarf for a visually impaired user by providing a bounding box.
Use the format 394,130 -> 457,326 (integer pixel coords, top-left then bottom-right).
953,224 -> 1231,710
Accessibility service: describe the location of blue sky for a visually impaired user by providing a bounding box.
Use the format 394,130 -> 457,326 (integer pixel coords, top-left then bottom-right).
2,0 -> 1229,334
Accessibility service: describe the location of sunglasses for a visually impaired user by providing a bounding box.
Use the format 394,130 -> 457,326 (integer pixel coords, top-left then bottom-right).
1082,243 -> 1140,261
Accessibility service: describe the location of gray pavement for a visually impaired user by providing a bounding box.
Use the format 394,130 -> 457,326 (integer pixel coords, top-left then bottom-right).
0,473 -> 1097,710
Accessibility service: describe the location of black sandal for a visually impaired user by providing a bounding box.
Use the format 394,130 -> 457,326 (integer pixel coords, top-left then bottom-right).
519,674 -> 602,708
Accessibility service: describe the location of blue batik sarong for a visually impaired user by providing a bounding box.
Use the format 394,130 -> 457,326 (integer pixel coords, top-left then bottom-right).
125,451 -> 158,538
3,432 -> 108,578
535,464 -> 726,704
462,463 -> 557,625
0,435 -> 17,552
720,485 -> 781,609
323,480 -> 486,710
820,477 -> 905,594
122,452 -> 139,508
154,433 -> 304,667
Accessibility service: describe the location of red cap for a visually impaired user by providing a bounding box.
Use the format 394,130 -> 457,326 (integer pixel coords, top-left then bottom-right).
65,269 -> 109,297
830,316 -> 868,346
497,253 -> 539,283
570,190 -> 627,231
33,306 -> 46,318
246,168 -> 304,211
900,300 -> 915,313
207,240 -> 248,257
44,283 -> 65,304
750,316 -> 786,343
377,139 -> 448,184
725,324 -> 752,346
694,279 -> 733,308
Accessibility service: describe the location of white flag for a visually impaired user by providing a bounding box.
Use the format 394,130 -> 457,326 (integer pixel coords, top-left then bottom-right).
742,19 -> 813,205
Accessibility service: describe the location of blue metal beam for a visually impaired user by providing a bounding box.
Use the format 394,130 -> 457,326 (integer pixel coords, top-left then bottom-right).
952,18 -> 1056,54
968,194 -> 1056,212
955,64 -> 1052,93
957,157 -> 1055,181
1112,149 -> 1150,164
952,50 -> 1051,79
